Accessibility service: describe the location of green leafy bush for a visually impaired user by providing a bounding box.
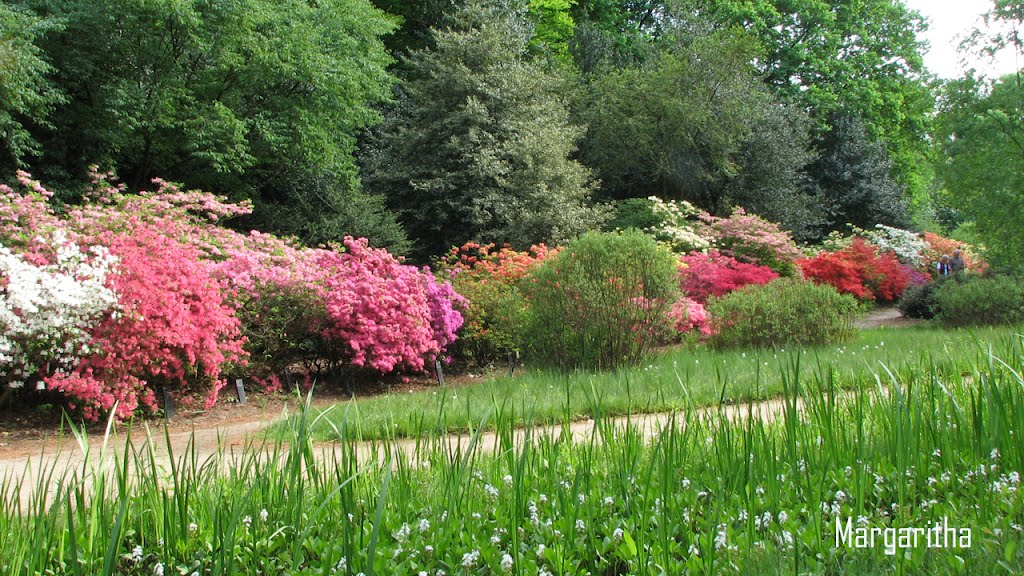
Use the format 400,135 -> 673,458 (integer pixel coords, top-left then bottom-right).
934,275 -> 1024,327
897,278 -> 948,319
707,278 -> 860,349
523,230 -> 679,371
235,282 -> 327,386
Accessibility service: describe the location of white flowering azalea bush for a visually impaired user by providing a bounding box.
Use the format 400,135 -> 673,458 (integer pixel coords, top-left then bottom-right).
856,224 -> 929,267
0,233 -> 118,390
645,196 -> 712,253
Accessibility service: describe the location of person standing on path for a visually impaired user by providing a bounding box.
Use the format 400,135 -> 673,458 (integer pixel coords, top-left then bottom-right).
950,249 -> 965,274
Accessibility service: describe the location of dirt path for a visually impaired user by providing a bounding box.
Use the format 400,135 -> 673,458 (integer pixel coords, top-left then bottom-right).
1,311 -> 914,510
855,306 -> 921,329
1,392 -> 831,511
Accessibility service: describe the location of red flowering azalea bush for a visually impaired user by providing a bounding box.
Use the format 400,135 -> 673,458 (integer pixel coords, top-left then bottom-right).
797,238 -> 909,302
697,208 -> 802,275
796,251 -> 872,300
677,250 -> 779,303
439,242 -> 555,366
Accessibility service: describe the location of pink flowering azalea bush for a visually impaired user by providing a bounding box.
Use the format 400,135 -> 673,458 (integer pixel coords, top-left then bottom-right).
677,250 -> 779,303
668,297 -> 712,337
0,171 -> 465,421
317,238 -> 466,373
697,208 -> 802,275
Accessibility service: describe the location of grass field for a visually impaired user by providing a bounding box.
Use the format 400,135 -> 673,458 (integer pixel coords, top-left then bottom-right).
296,326 -> 1021,441
1,330 -> 1022,575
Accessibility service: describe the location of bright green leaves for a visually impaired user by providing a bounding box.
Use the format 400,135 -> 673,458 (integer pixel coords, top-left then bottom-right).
0,4 -> 63,165
935,74 -> 1024,269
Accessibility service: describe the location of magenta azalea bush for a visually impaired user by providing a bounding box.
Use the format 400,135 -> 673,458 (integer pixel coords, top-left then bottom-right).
0,171 -> 464,421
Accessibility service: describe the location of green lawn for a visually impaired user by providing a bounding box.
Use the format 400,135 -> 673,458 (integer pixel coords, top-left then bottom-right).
295,325 -> 1022,441
5,326 -> 1022,575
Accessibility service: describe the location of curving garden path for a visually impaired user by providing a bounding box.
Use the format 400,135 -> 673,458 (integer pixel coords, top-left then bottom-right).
0,306 -> 915,510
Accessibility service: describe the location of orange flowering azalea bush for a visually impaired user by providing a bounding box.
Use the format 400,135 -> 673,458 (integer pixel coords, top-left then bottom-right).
439,242 -> 557,366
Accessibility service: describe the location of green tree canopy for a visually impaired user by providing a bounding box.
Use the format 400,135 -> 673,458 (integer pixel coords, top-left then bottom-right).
8,0 -> 408,251
577,29 -> 772,207
0,4 -> 61,165
363,0 -> 604,259
935,74 -> 1024,269
689,0 -> 934,203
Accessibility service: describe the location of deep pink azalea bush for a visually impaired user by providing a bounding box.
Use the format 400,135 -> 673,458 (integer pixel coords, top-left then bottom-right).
677,250 -> 779,303
317,238 -> 464,373
0,171 -> 466,421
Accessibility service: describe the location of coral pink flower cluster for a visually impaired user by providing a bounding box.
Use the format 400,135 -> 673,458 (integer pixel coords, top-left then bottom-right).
697,208 -> 802,273
668,297 -> 712,336
0,172 -> 464,421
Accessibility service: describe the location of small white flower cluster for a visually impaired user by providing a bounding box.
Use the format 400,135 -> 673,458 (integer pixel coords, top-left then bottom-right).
861,224 -> 929,266
645,196 -> 712,253
1,234 -> 119,388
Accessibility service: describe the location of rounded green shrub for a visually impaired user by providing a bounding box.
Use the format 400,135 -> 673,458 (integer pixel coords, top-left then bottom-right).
933,275 -> 1024,327
897,278 -> 947,320
522,230 -> 680,371
707,278 -> 860,349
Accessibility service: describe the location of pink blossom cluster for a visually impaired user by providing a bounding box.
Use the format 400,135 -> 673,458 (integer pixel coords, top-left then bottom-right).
317,239 -> 465,373
0,172 -> 465,421
668,297 -> 712,336
677,250 -> 779,303
697,208 -> 802,273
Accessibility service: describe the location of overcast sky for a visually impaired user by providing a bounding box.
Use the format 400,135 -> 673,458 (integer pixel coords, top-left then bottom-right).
904,0 -> 1021,79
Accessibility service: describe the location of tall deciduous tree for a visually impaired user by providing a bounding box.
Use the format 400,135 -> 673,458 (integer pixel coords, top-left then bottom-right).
0,4 -> 62,166
363,0 -> 604,259
935,74 -> 1024,269
688,0 -> 933,204
10,0 -> 408,251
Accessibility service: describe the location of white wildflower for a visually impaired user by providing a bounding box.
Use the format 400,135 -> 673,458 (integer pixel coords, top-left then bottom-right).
461,550 -> 480,569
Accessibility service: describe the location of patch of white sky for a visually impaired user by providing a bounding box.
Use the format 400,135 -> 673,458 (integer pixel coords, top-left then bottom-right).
903,0 -> 1021,79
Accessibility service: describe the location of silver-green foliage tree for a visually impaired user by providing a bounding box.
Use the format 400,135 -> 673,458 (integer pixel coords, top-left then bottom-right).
364,0 -> 604,258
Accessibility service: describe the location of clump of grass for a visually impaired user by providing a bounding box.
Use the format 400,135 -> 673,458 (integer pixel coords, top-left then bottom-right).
0,335 -> 1022,575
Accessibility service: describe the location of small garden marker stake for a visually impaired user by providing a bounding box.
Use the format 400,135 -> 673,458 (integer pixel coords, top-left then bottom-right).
435,360 -> 445,387
235,378 -> 247,404
284,371 -> 299,392
162,387 -> 175,420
